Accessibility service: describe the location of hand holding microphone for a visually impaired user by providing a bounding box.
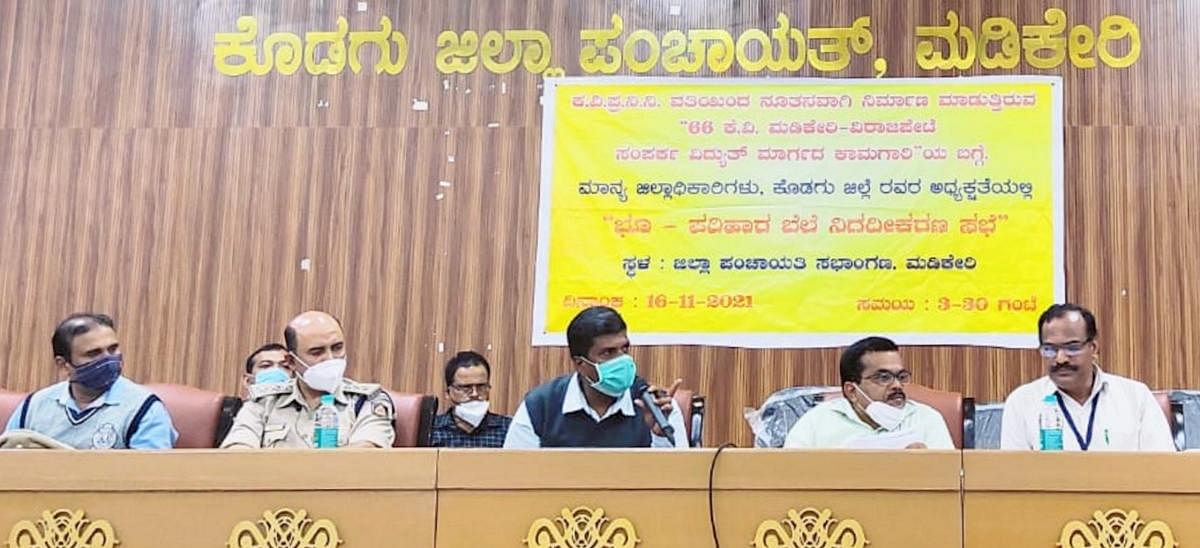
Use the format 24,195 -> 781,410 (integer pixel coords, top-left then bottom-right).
634,377 -> 683,445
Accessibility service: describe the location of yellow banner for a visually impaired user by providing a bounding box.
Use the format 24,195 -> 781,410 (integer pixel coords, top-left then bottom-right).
533,77 -> 1064,348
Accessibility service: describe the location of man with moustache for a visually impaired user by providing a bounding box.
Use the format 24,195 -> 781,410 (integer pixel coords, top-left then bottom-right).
1000,303 -> 1175,451
783,336 -> 953,449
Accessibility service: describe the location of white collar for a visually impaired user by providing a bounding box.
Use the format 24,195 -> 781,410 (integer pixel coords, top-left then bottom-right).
561,373 -> 636,419
55,377 -> 122,411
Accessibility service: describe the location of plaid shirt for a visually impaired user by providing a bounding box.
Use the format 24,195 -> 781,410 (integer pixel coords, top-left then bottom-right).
430,411 -> 512,448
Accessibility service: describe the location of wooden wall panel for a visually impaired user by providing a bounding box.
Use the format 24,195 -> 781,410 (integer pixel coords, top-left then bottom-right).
0,1 -> 1197,446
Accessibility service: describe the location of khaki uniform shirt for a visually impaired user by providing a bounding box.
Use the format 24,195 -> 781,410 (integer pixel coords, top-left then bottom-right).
220,378 -> 395,449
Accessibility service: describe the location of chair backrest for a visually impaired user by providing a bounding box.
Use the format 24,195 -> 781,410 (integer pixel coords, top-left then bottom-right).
1151,390 -> 1174,430
972,402 -> 1006,449
905,384 -> 967,449
385,390 -> 437,447
146,383 -> 225,449
821,384 -> 968,449
672,389 -> 706,447
215,396 -> 244,447
1151,390 -> 1181,449
748,386 -> 835,447
0,389 -> 26,428
1168,390 -> 1200,450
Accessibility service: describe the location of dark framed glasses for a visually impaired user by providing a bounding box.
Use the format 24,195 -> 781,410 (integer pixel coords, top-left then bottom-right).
864,370 -> 911,385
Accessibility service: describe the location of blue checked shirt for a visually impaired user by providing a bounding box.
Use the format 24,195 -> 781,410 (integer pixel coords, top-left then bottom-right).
430,411 -> 511,448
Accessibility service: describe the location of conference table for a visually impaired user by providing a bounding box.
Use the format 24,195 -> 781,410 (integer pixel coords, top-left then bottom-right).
0,449 -> 1195,547
963,451 -> 1197,547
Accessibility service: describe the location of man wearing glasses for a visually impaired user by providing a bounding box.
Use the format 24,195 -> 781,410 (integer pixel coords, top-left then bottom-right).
783,336 -> 953,449
431,351 -> 512,448
1000,303 -> 1174,451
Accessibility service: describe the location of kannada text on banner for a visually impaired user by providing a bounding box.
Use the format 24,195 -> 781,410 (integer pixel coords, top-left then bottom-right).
533,77 -> 1064,348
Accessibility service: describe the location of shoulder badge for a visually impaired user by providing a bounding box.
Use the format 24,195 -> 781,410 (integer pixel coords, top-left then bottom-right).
248,379 -> 295,401
370,389 -> 395,419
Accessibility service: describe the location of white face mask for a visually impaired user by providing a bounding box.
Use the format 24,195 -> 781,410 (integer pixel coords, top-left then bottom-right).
296,356 -> 347,393
853,384 -> 905,431
453,399 -> 489,428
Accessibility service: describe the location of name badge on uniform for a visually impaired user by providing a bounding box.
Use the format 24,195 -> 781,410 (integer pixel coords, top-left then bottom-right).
262,422 -> 290,446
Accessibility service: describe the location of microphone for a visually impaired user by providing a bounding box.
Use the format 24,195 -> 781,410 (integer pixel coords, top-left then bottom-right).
634,378 -> 675,445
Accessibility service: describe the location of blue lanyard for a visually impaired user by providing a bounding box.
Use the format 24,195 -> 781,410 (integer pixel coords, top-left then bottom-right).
1055,391 -> 1100,451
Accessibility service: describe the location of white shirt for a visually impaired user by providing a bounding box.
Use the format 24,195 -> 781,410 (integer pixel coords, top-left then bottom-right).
503,373 -> 689,449
782,397 -> 954,449
1000,367 -> 1175,451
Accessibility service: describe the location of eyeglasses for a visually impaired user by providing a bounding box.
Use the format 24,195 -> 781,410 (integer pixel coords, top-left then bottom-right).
864,370 -> 911,385
449,383 -> 491,396
1038,341 -> 1091,359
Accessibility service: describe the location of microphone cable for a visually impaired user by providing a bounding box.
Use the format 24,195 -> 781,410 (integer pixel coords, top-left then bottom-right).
708,442 -> 737,547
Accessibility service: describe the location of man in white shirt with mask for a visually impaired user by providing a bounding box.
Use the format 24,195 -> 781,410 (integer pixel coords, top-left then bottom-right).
221,311 -> 395,449
1000,303 -> 1175,451
784,336 -> 953,449
430,351 -> 511,447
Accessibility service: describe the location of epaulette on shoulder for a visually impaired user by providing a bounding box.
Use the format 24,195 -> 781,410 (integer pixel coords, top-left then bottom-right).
340,379 -> 382,395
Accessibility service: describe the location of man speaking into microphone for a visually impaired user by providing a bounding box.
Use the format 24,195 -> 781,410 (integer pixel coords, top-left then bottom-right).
504,306 -> 688,448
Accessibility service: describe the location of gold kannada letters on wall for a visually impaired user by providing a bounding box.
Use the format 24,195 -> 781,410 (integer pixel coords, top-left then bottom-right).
6,509 -> 118,548
1058,509 -> 1177,548
915,11 -> 977,71
435,29 -> 554,75
214,16 -> 408,76
753,507 -> 868,548
579,14 -> 626,74
524,506 -> 639,548
807,16 -> 874,73
579,13 -> 882,76
347,16 -> 407,75
215,10 -> 1140,77
916,9 -> 1140,71
227,508 -> 341,548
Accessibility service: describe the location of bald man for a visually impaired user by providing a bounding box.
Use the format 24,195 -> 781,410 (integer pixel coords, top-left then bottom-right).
221,311 -> 395,448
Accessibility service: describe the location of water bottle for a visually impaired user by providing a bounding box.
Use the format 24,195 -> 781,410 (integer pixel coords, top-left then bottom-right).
313,394 -> 340,449
1039,394 -> 1064,451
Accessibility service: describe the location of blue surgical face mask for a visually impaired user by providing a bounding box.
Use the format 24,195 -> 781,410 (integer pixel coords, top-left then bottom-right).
71,354 -> 123,393
254,367 -> 291,385
582,354 -> 636,397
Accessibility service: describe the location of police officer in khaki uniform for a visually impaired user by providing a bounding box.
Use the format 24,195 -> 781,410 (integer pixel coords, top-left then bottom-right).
221,311 -> 395,449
